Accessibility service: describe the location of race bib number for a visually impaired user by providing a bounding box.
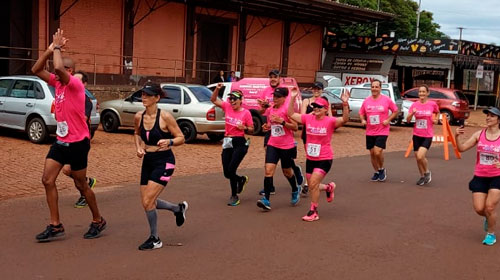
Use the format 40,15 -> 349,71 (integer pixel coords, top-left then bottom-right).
222,137 -> 233,149
369,115 -> 380,125
56,121 -> 69,137
306,143 -> 321,157
416,119 -> 428,129
479,152 -> 498,166
271,124 -> 285,137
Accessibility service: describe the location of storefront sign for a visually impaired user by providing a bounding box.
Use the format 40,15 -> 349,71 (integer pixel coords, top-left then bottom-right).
342,74 -> 387,86
332,57 -> 384,71
476,65 -> 484,79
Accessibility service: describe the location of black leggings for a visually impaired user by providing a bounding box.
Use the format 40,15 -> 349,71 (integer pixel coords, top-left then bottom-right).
221,137 -> 249,196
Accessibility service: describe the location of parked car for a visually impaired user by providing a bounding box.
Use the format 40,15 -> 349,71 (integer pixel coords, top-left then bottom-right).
207,77 -> 301,135
346,83 -> 404,125
0,75 -> 99,143
100,83 -> 225,143
401,99 -> 415,124
401,87 -> 470,123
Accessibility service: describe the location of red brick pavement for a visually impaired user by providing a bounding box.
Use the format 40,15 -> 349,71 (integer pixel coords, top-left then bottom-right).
0,109 -> 485,200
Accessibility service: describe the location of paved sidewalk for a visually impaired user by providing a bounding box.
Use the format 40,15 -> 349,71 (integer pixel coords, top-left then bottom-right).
1,148 -> 499,279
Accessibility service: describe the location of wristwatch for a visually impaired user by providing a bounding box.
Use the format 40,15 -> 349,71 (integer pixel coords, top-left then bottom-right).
281,121 -> 286,126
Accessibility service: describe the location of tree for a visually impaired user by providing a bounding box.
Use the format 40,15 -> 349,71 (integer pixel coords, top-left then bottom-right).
331,0 -> 447,39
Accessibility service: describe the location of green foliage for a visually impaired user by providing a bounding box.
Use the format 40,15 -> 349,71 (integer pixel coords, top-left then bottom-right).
332,0 -> 448,39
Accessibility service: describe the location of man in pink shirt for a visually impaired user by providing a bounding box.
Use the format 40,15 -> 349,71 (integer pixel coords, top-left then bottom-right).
31,29 -> 106,242
359,80 -> 398,182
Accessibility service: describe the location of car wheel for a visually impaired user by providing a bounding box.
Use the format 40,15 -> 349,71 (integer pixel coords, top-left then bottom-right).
251,114 -> 262,135
178,121 -> 197,143
27,117 -> 48,144
207,133 -> 224,142
101,111 -> 120,132
440,110 -> 454,124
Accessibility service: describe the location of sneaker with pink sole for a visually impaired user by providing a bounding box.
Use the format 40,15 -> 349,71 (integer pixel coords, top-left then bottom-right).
325,182 -> 336,203
302,210 -> 319,222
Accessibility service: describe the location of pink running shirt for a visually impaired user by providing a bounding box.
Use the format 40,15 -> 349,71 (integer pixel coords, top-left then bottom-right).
474,129 -> 500,177
220,101 -> 253,137
301,114 -> 337,160
265,104 -> 295,149
48,73 -> 89,142
409,101 -> 439,138
359,95 -> 398,136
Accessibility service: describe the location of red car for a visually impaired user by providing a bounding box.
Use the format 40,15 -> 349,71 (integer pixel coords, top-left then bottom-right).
401,87 -> 470,123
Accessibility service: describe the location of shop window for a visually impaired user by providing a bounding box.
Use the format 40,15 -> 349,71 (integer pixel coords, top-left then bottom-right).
463,69 -> 494,92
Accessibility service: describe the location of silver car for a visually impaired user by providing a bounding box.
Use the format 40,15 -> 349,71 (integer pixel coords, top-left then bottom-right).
0,75 -> 99,143
99,83 -> 225,143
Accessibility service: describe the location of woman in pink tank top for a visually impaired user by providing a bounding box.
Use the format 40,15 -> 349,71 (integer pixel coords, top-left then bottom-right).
455,107 -> 500,246
406,85 -> 439,186
288,87 -> 350,222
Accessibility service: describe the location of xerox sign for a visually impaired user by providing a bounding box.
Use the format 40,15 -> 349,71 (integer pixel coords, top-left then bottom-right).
342,74 -> 387,86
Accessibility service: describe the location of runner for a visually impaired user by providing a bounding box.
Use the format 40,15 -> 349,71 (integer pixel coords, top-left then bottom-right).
406,85 -> 439,185
211,83 -> 254,206
455,107 -> 500,246
134,82 -> 188,250
256,87 -> 300,211
300,81 -> 332,196
60,71 -> 98,207
288,87 -> 350,221
31,28 -> 106,241
257,69 -> 304,196
359,79 -> 398,182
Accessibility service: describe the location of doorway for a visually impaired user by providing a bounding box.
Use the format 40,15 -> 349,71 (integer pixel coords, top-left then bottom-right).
197,19 -> 232,84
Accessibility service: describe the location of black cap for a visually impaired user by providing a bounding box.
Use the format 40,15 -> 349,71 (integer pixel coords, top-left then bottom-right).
483,107 -> 500,117
141,82 -> 164,96
313,82 -> 324,89
268,69 -> 280,77
273,87 -> 289,98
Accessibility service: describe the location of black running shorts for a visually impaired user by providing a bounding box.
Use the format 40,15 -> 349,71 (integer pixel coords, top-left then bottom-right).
469,175 -> 500,193
46,138 -> 90,171
265,145 -> 295,169
413,135 -> 432,151
366,135 -> 388,150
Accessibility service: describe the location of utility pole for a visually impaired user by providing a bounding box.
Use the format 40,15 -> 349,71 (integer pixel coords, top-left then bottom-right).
415,0 -> 422,38
374,0 -> 380,36
457,27 -> 465,52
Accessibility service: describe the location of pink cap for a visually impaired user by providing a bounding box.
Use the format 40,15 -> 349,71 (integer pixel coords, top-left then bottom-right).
311,97 -> 329,108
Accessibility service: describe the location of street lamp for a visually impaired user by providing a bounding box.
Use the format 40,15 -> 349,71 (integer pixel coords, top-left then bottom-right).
415,0 -> 421,38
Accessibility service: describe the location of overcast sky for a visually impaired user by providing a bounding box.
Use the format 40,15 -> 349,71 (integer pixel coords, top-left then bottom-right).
420,0 -> 500,45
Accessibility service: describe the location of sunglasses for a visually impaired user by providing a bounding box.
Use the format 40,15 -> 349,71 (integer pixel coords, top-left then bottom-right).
228,96 -> 240,101
311,103 -> 325,109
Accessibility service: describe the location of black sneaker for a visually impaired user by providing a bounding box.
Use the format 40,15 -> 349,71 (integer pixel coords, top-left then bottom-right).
370,172 -> 379,182
301,185 -> 309,197
36,224 -> 65,242
83,217 -> 107,239
237,176 -> 249,194
74,177 -> 97,208
416,177 -> 426,186
423,171 -> 432,185
378,168 -> 387,182
138,235 -> 163,251
258,186 -> 276,196
174,201 -> 188,226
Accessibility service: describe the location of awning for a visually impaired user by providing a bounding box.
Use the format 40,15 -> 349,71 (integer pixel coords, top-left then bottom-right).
396,56 -> 453,69
322,52 -> 394,75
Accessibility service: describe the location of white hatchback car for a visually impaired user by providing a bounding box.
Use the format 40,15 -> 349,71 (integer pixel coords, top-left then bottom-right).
0,75 -> 99,143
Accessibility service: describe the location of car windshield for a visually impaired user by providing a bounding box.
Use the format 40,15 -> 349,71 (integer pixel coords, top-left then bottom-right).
324,88 -> 342,98
188,86 -> 212,102
323,92 -> 342,103
350,88 -> 390,99
454,90 -> 468,101
48,86 -> 56,97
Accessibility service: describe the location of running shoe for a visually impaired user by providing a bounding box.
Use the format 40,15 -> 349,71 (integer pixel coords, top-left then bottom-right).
295,165 -> 304,187
256,198 -> 271,211
138,235 -> 163,251
302,210 -> 319,222
36,224 -> 65,242
416,177 -> 426,186
370,172 -> 379,182
83,217 -> 107,239
423,171 -> 432,185
378,168 -> 387,182
174,201 -> 188,226
484,218 -> 488,232
482,233 -> 496,246
258,186 -> 276,196
227,196 -> 240,206
237,176 -> 249,194
325,182 -> 336,203
74,177 -> 97,208
291,186 -> 301,206
301,184 -> 309,197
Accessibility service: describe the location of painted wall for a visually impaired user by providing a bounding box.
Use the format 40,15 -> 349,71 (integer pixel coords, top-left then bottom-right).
288,23 -> 322,83
244,15 -> 283,77
58,0 -> 123,74
133,2 -> 186,78
38,0 -> 47,52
